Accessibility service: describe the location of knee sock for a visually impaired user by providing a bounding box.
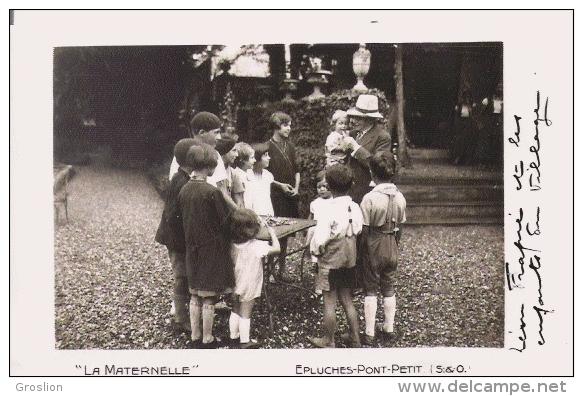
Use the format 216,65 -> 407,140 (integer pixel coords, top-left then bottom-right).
364,296 -> 378,337
229,312 -> 240,340
189,297 -> 202,341
383,295 -> 396,333
202,303 -> 215,343
239,318 -> 251,344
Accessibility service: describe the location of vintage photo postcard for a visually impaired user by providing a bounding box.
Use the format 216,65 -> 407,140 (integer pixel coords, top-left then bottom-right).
10,8 -> 574,382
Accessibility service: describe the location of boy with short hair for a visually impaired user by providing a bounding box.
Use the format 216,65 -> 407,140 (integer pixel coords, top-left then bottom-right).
155,138 -> 198,333
359,151 -> 406,345
179,143 -> 236,348
169,111 -> 237,210
309,164 -> 363,348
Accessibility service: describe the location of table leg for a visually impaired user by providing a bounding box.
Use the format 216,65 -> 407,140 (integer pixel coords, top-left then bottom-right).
263,257 -> 275,337
299,248 -> 305,285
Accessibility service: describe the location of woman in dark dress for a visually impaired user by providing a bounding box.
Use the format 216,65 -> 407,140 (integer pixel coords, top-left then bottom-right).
266,112 -> 300,282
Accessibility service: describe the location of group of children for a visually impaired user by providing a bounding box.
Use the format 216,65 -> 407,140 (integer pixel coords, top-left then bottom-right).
155,111 -> 298,349
155,107 -> 406,349
306,149 -> 406,348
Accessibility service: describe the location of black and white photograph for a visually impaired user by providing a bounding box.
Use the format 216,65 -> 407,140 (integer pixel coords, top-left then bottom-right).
51,41 -> 505,351
10,8 -> 574,383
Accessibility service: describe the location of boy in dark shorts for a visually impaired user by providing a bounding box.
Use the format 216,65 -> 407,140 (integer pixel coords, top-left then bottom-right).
359,151 -> 406,345
155,138 -> 198,334
308,164 -> 363,348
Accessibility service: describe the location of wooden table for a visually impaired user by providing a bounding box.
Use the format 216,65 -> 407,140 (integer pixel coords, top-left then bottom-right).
255,217 -> 317,335
255,217 -> 316,241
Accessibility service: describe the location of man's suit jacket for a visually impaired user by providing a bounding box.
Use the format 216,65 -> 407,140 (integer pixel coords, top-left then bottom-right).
348,123 -> 392,204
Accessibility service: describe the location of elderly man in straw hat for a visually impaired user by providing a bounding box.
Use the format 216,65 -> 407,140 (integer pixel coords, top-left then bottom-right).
343,94 -> 393,204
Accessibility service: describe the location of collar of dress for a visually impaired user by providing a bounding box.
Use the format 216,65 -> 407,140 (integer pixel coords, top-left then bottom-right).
329,195 -> 354,205
371,183 -> 398,194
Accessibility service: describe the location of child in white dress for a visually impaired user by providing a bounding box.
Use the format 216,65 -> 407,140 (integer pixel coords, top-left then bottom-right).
325,110 -> 350,166
244,143 -> 275,216
304,170 -> 332,287
229,209 -> 280,348
231,142 -> 255,208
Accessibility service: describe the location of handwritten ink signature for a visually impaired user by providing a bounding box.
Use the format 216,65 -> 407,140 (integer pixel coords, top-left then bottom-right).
533,305 -> 554,346
509,115 -> 522,147
529,91 -> 551,191
507,91 -> 553,352
529,255 -> 543,306
526,207 -> 540,236
509,304 -> 526,352
513,161 -> 524,191
534,91 -> 552,127
515,208 -> 540,281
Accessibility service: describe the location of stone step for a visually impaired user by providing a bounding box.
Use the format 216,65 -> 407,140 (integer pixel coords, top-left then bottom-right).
405,201 -> 503,225
398,184 -> 503,202
395,160 -> 503,185
403,218 -> 504,226
408,148 -> 450,161
395,175 -> 503,186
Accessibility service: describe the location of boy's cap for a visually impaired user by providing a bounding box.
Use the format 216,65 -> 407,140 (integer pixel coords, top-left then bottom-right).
216,137 -> 237,156
190,111 -> 221,132
174,138 -> 198,166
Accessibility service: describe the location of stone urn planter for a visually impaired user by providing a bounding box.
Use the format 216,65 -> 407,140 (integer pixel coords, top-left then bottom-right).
279,78 -> 299,103
352,43 -> 371,92
306,70 -> 332,100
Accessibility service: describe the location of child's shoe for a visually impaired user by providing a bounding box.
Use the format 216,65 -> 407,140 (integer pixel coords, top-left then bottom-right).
186,338 -> 202,349
309,337 -> 335,348
375,324 -> 398,342
200,338 -> 221,349
171,318 -> 191,334
339,333 -> 361,348
362,334 -> 376,346
239,339 -> 263,349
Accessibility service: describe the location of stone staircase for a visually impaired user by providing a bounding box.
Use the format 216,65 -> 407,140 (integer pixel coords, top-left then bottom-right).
394,149 -> 504,225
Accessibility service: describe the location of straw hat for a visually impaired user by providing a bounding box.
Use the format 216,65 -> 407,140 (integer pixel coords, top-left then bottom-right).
347,94 -> 384,118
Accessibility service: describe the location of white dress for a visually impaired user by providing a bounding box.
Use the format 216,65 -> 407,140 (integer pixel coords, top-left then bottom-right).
325,131 -> 349,166
243,169 -> 274,216
232,239 -> 271,302
307,197 -> 333,263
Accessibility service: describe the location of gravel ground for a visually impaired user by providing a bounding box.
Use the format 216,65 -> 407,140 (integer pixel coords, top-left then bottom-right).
54,162 -> 504,350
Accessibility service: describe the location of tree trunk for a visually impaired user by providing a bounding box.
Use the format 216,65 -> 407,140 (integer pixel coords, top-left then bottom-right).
394,44 -> 411,167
